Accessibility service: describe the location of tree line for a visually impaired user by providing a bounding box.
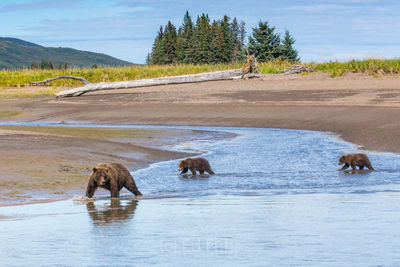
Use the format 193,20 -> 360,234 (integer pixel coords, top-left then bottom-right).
147,11 -> 299,65
30,60 -> 69,70
30,60 -> 100,70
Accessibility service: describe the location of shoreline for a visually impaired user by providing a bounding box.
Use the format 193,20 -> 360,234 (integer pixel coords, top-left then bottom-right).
0,122 -> 387,207
2,73 -> 400,152
0,126 -> 229,205
1,72 -> 400,204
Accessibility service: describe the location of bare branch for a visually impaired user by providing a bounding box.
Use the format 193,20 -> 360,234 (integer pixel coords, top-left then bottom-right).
27,76 -> 90,85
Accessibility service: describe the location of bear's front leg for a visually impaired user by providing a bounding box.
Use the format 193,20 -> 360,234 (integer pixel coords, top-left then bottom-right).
180,167 -> 188,174
190,168 -> 197,175
340,163 -> 349,170
109,181 -> 120,198
86,179 -> 97,198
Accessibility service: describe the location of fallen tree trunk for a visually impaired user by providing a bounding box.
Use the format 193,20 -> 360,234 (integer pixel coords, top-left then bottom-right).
55,69 -> 243,97
27,75 -> 90,85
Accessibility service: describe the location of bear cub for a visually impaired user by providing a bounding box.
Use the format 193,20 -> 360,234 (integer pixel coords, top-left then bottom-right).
86,163 -> 142,198
178,157 -> 214,175
338,153 -> 374,173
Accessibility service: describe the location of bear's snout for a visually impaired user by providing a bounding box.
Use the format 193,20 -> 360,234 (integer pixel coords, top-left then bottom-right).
96,177 -> 107,185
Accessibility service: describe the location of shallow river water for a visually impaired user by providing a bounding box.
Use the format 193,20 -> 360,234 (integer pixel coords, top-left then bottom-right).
1,125 -> 400,266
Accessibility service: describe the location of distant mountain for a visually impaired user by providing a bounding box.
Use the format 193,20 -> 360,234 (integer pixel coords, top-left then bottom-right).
0,37 -> 133,69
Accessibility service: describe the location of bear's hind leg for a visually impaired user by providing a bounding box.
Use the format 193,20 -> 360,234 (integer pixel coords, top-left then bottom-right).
366,162 -> 375,171
351,163 -> 357,174
124,177 -> 142,196
206,167 -> 214,175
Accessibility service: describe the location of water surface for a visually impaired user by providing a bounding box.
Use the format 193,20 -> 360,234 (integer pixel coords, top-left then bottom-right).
1,125 -> 400,266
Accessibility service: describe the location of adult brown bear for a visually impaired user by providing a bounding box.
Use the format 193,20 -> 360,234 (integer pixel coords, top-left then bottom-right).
86,163 -> 142,198
338,153 -> 374,173
178,157 -> 214,175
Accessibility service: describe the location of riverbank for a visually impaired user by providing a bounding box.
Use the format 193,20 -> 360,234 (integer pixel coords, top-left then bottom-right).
0,125 -> 233,204
1,72 -> 400,203
2,72 -> 400,152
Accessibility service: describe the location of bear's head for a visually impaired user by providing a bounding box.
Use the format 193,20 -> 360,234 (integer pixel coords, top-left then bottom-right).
338,155 -> 347,165
178,160 -> 188,171
91,167 -> 111,186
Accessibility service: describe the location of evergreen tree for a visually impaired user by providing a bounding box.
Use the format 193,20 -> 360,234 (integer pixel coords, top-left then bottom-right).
248,21 -> 281,61
280,30 -> 299,62
220,15 -> 232,63
210,21 -> 226,63
150,26 -> 166,64
230,18 -> 246,62
193,14 -> 212,64
162,21 -> 178,64
239,21 -> 247,59
145,53 -> 152,64
176,11 -> 194,63
30,62 -> 38,69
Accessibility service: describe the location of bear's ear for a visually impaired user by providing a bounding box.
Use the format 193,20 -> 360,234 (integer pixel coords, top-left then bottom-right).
93,167 -> 97,173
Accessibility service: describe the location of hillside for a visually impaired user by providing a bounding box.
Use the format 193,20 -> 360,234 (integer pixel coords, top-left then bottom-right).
0,37 -> 133,69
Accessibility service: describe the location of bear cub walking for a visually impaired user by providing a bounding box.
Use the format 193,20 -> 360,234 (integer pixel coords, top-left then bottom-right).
178,157 -> 214,175
86,163 -> 142,198
338,153 -> 374,173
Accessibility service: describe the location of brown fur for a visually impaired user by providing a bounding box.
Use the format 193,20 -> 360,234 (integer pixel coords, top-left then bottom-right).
86,163 -> 142,198
338,153 -> 374,173
178,157 -> 214,175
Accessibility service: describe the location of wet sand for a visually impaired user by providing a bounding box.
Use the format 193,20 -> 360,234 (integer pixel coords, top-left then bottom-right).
1,72 -> 400,203
0,126 -> 209,203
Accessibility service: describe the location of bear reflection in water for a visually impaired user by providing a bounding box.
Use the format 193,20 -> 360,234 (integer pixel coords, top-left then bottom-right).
86,199 -> 138,226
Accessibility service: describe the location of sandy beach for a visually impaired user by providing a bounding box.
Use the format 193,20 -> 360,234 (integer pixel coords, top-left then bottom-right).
1,72 -> 400,203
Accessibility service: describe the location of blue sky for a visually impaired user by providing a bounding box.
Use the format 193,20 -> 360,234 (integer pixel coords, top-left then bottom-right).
0,0 -> 399,63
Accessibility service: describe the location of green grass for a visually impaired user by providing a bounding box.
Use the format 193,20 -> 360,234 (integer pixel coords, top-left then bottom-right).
0,125 -> 166,139
0,88 -> 59,98
0,63 -> 244,88
0,110 -> 22,118
1,59 -> 399,91
309,58 -> 400,77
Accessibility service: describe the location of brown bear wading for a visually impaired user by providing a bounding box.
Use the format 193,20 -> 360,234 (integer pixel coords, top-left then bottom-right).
178,157 -> 214,175
86,163 -> 142,198
338,153 -> 374,173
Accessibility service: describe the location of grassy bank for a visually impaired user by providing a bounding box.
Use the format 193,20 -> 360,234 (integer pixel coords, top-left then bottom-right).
0,63 -> 244,88
310,59 -> 400,77
0,59 -> 399,92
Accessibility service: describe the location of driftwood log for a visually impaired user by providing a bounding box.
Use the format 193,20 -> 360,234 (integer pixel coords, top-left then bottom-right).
54,69 -> 243,97
27,56 -> 269,97
283,65 -> 314,75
